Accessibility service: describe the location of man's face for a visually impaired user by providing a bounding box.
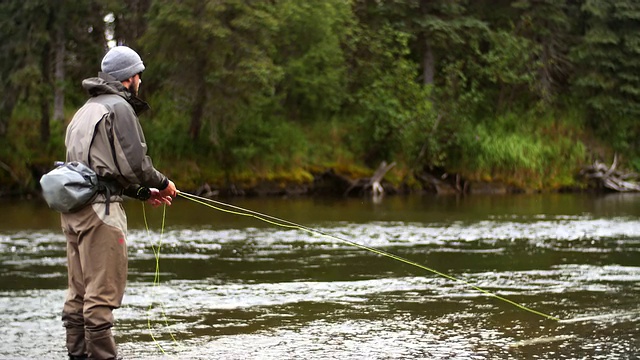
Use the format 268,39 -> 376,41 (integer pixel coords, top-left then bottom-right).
128,73 -> 142,96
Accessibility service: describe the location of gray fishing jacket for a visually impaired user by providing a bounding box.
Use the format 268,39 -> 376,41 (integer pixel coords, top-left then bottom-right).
65,72 -> 169,203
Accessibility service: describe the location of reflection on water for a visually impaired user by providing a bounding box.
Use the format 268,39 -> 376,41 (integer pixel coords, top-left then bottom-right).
0,193 -> 639,359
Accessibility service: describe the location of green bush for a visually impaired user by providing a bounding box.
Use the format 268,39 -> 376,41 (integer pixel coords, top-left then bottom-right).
450,112 -> 586,189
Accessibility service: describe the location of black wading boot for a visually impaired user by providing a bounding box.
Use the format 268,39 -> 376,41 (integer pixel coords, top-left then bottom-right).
68,354 -> 88,359
86,328 -> 119,360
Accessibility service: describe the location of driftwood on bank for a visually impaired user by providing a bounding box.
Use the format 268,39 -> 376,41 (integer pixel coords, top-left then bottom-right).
580,154 -> 640,192
344,161 -> 396,197
414,170 -> 466,194
312,161 -> 396,197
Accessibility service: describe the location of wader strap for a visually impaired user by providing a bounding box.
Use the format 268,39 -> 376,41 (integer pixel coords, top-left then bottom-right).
96,177 -> 122,216
104,187 -> 112,216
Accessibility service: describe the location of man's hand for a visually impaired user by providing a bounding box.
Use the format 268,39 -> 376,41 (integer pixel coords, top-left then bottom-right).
147,188 -> 173,207
159,180 -> 178,198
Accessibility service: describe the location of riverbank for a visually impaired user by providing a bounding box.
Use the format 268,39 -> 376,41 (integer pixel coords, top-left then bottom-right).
5,146 -> 637,201
1,164 -> 600,203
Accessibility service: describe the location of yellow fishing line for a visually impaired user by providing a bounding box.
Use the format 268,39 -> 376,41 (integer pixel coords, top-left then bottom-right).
178,192 -> 560,322
143,203 -> 180,355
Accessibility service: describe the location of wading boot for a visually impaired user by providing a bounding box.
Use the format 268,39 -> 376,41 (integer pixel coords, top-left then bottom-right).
86,328 -> 118,360
65,326 -> 87,360
68,354 -> 88,359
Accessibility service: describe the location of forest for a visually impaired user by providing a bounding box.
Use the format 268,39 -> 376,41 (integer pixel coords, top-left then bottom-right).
1,0 -> 640,197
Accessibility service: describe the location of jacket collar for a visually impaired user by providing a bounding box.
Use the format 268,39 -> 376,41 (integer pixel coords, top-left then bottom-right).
82,72 -> 150,115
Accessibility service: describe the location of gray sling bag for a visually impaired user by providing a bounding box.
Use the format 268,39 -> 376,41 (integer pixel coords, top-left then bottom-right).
40,161 -> 102,213
40,161 -> 121,214
40,113 -> 120,214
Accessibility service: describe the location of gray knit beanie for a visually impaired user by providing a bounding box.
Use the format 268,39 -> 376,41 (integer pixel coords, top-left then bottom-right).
101,46 -> 145,81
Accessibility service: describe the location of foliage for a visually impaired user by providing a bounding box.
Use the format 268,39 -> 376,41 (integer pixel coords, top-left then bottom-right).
571,0 -> 640,153
0,0 -> 637,194
344,22 -> 437,167
143,0 -> 283,169
511,0 -> 580,105
273,0 -> 352,123
450,112 -> 587,189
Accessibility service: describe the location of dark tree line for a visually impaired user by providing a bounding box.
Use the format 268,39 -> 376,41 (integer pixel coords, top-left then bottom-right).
2,0 -> 640,193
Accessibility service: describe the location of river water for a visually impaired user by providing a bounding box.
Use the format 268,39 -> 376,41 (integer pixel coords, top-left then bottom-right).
0,193 -> 639,359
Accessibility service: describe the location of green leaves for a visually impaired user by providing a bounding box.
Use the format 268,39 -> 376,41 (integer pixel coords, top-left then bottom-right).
571,0 -> 640,151
273,0 -> 351,122
3,0 -> 640,192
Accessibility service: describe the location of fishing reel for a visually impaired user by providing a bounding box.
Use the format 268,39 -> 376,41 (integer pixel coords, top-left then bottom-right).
123,185 -> 152,201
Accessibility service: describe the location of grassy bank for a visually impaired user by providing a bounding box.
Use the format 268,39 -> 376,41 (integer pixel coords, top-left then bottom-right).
1,103 -> 613,198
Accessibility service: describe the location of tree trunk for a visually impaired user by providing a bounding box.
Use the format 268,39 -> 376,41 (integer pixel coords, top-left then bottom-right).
40,97 -> 51,143
537,38 -> 553,105
53,23 -> 65,122
189,80 -> 205,140
0,89 -> 17,138
423,39 -> 435,86
116,0 -> 152,47
189,56 -> 208,140
40,29 -> 52,143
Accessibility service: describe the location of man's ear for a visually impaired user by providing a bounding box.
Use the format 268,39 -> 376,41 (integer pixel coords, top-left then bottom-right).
121,77 -> 133,87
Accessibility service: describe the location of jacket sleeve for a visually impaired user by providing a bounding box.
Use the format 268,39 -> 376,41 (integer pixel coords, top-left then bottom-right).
109,101 -> 169,190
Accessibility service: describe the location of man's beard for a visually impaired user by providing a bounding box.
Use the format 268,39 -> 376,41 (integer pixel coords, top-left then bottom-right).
128,83 -> 138,97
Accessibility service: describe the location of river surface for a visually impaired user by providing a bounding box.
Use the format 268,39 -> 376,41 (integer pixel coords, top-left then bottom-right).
0,193 -> 639,359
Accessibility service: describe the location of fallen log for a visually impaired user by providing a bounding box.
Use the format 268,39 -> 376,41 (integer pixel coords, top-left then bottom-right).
311,162 -> 397,197
310,169 -> 354,196
344,161 -> 396,197
580,154 -> 640,192
413,169 -> 465,194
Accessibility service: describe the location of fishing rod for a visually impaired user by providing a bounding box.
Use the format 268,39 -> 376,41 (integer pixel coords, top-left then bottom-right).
177,191 -> 560,321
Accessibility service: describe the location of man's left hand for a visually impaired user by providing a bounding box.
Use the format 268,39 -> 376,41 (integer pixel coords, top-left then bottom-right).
147,188 -> 173,207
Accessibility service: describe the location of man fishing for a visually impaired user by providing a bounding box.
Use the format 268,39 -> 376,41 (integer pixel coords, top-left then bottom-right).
61,45 -> 178,360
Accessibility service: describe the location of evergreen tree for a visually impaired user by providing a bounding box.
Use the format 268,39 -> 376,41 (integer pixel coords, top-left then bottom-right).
512,0 -> 579,106
0,0 -> 110,139
143,0 -> 283,171
272,0 -> 352,123
572,0 -> 640,151
0,0 -> 54,140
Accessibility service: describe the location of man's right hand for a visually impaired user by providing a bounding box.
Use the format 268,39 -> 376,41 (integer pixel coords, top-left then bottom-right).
159,180 -> 178,198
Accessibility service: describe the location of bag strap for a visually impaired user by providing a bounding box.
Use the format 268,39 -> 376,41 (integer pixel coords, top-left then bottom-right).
95,176 -> 121,216
87,113 -> 123,216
